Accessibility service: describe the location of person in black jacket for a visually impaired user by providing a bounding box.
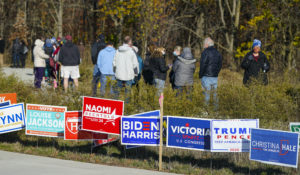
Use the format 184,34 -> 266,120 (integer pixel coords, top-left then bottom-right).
142,45 -> 155,85
91,34 -> 106,96
149,47 -> 171,94
0,36 -> 5,66
12,38 -> 22,68
241,39 -> 270,85
199,37 -> 222,104
59,35 -> 81,92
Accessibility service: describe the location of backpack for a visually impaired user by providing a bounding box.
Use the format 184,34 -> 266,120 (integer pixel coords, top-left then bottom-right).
44,45 -> 53,57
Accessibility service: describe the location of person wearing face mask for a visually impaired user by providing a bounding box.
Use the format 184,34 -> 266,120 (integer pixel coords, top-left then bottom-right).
241,39 -> 270,85
169,46 -> 182,89
149,47 -> 171,94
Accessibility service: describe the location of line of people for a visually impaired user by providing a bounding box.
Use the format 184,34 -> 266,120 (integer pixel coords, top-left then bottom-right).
31,34 -> 270,105
33,35 -> 81,91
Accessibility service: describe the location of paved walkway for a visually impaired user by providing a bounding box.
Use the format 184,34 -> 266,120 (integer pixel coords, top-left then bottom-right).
0,150 -> 177,175
1,67 -> 34,83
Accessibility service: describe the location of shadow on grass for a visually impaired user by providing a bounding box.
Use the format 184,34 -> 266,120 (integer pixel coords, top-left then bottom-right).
0,132 -> 288,175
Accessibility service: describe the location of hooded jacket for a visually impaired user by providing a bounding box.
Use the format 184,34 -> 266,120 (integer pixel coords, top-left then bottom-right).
113,44 -> 138,81
33,39 -> 49,67
59,41 -> 80,66
199,46 -> 222,78
97,46 -> 116,75
173,47 -> 196,86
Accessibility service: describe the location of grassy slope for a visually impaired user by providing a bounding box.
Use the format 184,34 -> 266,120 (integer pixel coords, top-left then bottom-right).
0,63 -> 300,174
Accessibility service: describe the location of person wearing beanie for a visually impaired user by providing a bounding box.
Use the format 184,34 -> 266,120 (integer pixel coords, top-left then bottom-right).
59,35 -> 81,92
241,39 -> 270,85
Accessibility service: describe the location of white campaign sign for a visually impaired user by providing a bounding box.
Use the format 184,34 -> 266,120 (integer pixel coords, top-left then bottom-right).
211,119 -> 259,152
0,103 -> 25,134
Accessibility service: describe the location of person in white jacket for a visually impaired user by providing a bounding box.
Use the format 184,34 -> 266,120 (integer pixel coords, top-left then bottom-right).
33,39 -> 49,88
113,36 -> 138,94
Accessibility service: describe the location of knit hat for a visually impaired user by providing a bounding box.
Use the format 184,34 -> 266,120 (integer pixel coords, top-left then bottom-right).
65,35 -> 72,41
252,39 -> 261,48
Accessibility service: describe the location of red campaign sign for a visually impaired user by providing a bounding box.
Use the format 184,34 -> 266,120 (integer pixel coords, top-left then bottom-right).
81,97 -> 124,135
64,111 -> 108,140
93,137 -> 119,147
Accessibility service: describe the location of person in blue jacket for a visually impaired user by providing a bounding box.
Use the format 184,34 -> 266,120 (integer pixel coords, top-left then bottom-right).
97,40 -> 116,96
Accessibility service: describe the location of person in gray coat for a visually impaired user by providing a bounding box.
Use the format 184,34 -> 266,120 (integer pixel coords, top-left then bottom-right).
173,47 -> 196,93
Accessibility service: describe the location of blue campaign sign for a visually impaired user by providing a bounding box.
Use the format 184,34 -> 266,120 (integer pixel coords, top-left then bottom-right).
0,100 -> 10,107
125,110 -> 160,149
0,103 -> 25,134
121,116 -> 160,146
250,128 -> 299,168
167,116 -> 210,151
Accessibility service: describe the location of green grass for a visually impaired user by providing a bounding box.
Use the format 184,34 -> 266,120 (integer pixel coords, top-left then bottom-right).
0,63 -> 300,174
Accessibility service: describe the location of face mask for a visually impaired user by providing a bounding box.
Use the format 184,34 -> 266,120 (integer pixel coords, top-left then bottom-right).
173,51 -> 177,56
162,51 -> 165,55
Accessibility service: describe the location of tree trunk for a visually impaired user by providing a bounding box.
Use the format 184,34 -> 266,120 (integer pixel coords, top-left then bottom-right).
57,0 -> 63,37
194,12 -> 204,59
0,0 -> 4,37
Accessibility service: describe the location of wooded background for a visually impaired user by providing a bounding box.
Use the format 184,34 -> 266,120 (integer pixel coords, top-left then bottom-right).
1,0 -> 299,72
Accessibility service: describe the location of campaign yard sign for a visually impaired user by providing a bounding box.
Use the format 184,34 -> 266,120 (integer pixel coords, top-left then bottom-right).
211,119 -> 259,152
26,104 -> 67,137
126,110 -> 160,149
64,111 -> 108,140
0,100 -> 10,107
250,128 -> 299,168
167,116 -> 210,151
0,93 -> 17,104
121,116 -> 160,146
93,137 -> 119,147
0,103 -> 25,134
290,123 -> 300,133
82,97 -> 124,135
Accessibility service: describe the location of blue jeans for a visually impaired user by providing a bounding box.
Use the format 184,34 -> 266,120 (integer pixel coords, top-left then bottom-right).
154,79 -> 165,94
116,79 -> 133,100
201,76 -> 218,104
92,65 -> 101,96
13,53 -> 20,67
100,74 -> 116,96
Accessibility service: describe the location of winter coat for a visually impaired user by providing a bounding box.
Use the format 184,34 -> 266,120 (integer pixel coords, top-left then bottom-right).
0,39 -> 5,53
12,39 -> 22,54
91,39 -> 106,65
173,48 -> 196,87
33,39 -> 49,67
142,52 -> 154,85
97,46 -> 116,75
199,46 -> 222,78
113,44 -> 138,81
59,41 -> 81,66
241,51 -> 270,85
149,56 -> 169,81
